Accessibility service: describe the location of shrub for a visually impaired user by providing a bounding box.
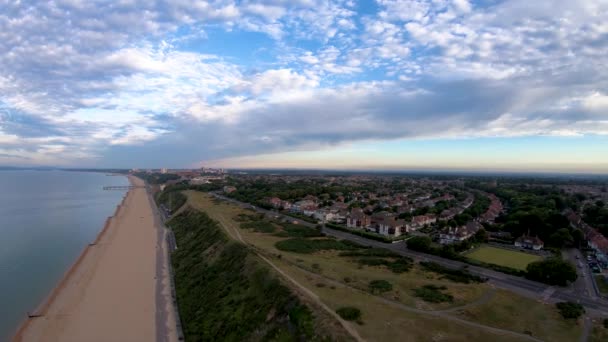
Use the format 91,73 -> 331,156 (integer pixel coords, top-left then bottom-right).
240,220 -> 276,233
369,280 -> 393,294
274,222 -> 324,238
556,302 -> 585,319
275,238 -> 358,254
419,261 -> 486,284
413,285 -> 454,303
336,307 -> 362,321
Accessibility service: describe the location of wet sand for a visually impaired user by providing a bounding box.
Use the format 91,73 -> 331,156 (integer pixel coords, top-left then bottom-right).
13,176 -> 177,342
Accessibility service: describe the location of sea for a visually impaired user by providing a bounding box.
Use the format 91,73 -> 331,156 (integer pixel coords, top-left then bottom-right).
0,170 -> 129,340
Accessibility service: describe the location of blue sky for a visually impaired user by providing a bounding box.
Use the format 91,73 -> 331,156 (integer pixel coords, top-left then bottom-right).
0,0 -> 607,172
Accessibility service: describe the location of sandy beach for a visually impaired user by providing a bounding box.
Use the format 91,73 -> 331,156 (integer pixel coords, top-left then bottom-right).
13,176 -> 178,342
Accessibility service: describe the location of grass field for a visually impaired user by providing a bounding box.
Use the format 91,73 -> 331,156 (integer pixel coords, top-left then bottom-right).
466,245 -> 542,271
182,191 -> 582,341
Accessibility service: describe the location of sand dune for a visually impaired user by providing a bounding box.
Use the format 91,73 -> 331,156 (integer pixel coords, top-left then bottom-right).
14,176 -> 177,342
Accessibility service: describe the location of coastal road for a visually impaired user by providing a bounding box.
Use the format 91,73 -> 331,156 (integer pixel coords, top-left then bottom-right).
210,192 -> 608,317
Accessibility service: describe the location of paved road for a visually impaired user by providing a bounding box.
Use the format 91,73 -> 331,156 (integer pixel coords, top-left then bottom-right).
563,248 -> 597,300
210,192 -> 608,317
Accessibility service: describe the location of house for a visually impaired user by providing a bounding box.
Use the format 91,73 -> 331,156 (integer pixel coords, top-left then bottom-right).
439,221 -> 482,244
410,214 -> 437,230
290,200 -> 316,213
313,209 -> 338,223
370,212 -> 406,237
266,197 -> 283,208
223,186 -> 237,194
347,208 -> 371,229
514,234 -> 544,250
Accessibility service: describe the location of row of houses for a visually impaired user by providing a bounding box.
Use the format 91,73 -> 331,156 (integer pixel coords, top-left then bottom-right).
568,211 -> 608,262
345,208 -> 437,237
479,193 -> 503,223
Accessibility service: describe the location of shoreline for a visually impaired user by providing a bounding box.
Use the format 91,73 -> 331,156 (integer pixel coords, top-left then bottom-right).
12,175 -> 176,342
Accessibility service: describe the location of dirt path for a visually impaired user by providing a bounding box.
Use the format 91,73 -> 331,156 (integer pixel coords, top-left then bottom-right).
580,316 -> 591,342
213,214 -> 365,342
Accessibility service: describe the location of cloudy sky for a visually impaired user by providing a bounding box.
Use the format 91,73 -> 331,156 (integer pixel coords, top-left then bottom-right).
1,0 -> 607,172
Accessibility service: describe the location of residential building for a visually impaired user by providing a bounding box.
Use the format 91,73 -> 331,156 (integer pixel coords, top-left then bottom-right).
514,234 -> 544,250
410,214 -> 437,230
370,212 -> 405,237
439,221 -> 482,244
346,208 -> 371,229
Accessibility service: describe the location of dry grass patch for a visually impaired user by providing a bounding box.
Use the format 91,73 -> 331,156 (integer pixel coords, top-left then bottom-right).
456,289 -> 583,341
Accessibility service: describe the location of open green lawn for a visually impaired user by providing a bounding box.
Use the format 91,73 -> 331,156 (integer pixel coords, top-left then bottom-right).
466,245 -> 542,271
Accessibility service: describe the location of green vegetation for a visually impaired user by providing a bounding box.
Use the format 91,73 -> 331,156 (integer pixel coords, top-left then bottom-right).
407,236 -> 527,277
584,202 -> 608,237
275,222 -> 324,238
335,307 -> 362,322
369,280 -> 393,294
465,245 -> 542,271
419,261 -> 486,284
275,237 -> 358,254
156,190 -> 187,213
355,257 -> 413,274
555,302 -> 585,319
169,209 -> 326,341
135,171 -> 182,184
412,285 -> 454,303
471,181 -> 583,248
239,219 -> 276,233
526,258 -> 577,286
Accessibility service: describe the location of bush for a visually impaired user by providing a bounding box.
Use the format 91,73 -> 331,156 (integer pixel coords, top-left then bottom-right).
240,220 -> 276,233
369,280 -> 393,294
275,238 -> 358,254
407,236 -> 434,253
556,302 -> 585,319
526,258 -> 578,286
419,261 -> 486,284
336,307 -> 362,321
413,285 -> 454,303
275,222 -> 324,238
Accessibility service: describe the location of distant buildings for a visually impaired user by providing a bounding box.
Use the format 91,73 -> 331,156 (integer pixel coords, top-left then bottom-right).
223,186 -> 237,194
160,168 -> 168,174
514,234 -> 544,250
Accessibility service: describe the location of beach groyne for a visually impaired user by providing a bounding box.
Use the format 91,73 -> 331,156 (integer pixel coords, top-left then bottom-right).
12,181 -> 133,341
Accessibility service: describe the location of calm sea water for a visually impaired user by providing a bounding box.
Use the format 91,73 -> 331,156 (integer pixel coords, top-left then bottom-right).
0,170 -> 129,339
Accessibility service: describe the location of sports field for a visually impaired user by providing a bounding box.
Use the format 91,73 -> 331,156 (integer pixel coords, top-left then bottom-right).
466,245 -> 542,271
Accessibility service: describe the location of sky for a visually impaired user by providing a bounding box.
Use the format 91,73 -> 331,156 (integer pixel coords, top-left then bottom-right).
0,0 -> 607,173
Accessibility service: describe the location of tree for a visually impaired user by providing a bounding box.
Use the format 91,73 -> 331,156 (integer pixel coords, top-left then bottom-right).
549,228 -> 574,248
526,258 -> 577,286
572,229 -> 585,248
407,236 -> 433,253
